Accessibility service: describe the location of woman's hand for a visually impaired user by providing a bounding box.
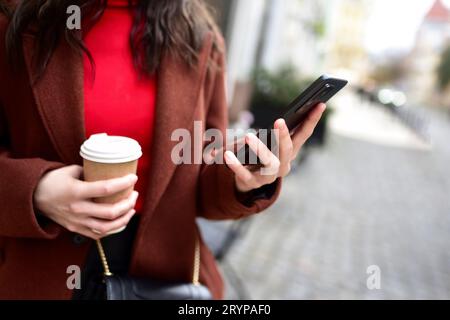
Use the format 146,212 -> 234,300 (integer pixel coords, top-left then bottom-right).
225,103 -> 326,193
34,165 -> 138,240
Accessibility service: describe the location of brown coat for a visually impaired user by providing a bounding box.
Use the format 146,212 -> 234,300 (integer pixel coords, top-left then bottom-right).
0,13 -> 281,299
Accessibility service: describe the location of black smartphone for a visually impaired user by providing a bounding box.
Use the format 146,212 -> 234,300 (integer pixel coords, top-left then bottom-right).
237,74 -> 348,165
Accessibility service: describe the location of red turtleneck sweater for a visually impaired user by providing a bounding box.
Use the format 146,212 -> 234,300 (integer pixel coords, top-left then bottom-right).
83,0 -> 155,212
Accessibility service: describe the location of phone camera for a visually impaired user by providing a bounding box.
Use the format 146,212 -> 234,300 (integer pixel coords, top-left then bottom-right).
321,84 -> 334,97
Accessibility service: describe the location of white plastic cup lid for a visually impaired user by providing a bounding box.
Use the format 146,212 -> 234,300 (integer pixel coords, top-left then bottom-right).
80,133 -> 143,164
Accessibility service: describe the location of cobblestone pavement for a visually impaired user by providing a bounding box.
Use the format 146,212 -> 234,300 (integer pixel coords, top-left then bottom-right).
222,101 -> 450,300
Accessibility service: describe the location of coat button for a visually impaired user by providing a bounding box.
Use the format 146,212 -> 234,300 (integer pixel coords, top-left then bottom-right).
72,234 -> 87,245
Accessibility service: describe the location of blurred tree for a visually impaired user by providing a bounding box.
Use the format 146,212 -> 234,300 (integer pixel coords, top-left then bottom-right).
437,45 -> 450,91
250,65 -> 332,146
252,66 -> 307,113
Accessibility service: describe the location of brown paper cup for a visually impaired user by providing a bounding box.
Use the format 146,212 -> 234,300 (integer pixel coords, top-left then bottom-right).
80,134 -> 143,235
83,158 -> 138,204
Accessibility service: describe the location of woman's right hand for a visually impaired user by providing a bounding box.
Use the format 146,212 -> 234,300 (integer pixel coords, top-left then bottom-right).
34,165 -> 138,240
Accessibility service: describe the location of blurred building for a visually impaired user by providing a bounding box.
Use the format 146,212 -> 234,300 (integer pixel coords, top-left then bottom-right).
258,0 -> 330,76
324,0 -> 373,83
404,0 -> 450,106
208,0 -> 334,119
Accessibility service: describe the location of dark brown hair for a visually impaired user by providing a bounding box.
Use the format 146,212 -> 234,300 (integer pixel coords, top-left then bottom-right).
1,0 -> 219,79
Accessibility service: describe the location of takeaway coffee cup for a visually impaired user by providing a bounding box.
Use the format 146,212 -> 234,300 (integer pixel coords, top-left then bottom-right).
80,133 -> 142,234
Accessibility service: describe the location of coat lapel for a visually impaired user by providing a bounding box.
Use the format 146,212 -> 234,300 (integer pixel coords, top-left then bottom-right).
140,33 -> 214,224
23,35 -> 86,165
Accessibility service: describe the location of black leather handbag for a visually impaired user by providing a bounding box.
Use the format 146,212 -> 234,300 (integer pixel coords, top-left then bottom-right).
95,237 -> 212,300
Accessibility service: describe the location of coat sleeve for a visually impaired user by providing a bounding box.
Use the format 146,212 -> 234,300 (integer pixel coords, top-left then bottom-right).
198,35 -> 282,220
0,101 -> 64,239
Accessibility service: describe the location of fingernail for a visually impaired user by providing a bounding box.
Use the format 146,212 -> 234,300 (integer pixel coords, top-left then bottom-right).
224,151 -> 235,163
130,174 -> 138,182
275,119 -> 285,128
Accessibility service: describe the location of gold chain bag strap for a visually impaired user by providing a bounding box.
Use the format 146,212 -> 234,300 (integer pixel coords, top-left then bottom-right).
95,236 -> 211,300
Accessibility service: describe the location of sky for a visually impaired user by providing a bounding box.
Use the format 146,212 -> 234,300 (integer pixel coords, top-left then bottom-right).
365,0 -> 449,55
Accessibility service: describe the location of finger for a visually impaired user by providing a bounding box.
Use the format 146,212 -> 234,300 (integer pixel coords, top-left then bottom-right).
75,174 -> 138,199
292,103 -> 326,153
227,136 -> 246,153
71,191 -> 139,220
224,151 -> 255,185
252,170 -> 279,185
245,133 -> 274,166
75,228 -> 103,241
274,118 -> 294,167
64,221 -> 104,240
210,136 -> 246,160
85,208 -> 136,236
246,133 -> 281,176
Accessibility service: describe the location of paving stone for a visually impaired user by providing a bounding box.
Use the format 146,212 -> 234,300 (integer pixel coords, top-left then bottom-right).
223,103 -> 450,300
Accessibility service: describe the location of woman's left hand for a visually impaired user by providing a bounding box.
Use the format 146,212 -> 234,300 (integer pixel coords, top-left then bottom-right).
224,103 -> 326,193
